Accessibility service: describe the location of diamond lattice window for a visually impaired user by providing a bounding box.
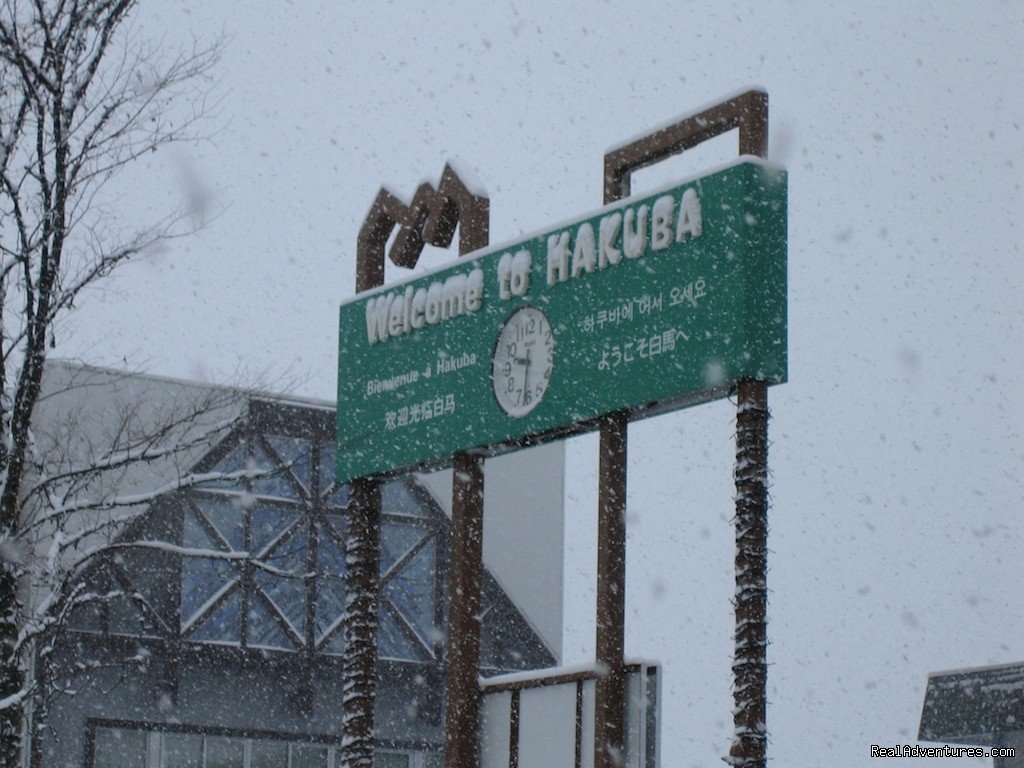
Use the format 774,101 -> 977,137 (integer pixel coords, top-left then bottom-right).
180,432 -> 441,661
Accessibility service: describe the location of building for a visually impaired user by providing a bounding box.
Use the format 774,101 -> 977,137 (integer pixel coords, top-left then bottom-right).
27,362 -> 565,768
919,662 -> 1024,768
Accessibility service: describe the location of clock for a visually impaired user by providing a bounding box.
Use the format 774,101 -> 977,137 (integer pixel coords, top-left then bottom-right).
492,306 -> 555,417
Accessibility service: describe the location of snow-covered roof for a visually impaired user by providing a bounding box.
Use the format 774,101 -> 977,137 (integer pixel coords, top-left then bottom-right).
32,359 -> 565,658
33,362 -> 248,518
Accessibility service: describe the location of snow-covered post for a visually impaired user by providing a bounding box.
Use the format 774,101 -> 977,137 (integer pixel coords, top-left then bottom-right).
602,89 -> 773,768
727,379 -> 769,768
342,478 -> 381,768
340,202 -> 387,768
342,164 -> 489,768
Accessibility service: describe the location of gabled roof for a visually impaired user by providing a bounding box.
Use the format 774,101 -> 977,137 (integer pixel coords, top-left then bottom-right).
37,359 -> 565,659
51,363 -> 555,671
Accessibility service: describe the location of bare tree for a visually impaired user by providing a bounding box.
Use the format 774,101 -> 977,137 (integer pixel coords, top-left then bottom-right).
0,2 -> 222,762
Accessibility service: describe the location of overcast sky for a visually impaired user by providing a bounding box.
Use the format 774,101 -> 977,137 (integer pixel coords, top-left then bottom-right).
56,2 -> 1023,766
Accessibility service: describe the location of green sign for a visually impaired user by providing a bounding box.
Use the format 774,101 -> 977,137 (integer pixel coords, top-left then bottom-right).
337,159 -> 787,482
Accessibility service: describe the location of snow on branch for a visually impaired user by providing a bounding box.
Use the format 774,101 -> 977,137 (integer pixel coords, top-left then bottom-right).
0,1 -> 225,761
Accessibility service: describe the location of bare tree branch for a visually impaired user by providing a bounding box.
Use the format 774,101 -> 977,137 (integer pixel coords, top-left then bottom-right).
0,2 -> 224,762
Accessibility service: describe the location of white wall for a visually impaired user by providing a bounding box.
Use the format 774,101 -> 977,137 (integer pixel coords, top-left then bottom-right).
417,441 -> 565,661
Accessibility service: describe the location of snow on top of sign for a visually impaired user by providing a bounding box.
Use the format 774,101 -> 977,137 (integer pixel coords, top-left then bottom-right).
339,155 -> 782,307
479,658 -> 661,688
480,661 -> 598,688
603,85 -> 769,155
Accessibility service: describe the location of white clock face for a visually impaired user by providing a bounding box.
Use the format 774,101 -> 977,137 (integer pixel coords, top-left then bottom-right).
492,307 -> 555,417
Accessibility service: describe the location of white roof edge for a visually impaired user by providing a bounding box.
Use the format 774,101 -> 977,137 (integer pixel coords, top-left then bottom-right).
46,358 -> 336,411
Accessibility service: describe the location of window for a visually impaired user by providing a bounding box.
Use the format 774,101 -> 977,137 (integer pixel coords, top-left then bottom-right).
94,726 -> 147,768
162,732 -> 203,768
206,737 -> 245,768
179,433 -> 442,661
91,725 -> 437,768
374,752 -> 408,768
64,416 -> 555,674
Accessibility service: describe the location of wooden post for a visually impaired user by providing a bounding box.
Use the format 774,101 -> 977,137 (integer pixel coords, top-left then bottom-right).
344,165 -> 489,768
727,380 -> 769,768
444,451 -> 486,768
443,172 -> 489,768
340,188 -> 389,768
603,90 -> 772,768
593,130 -> 634,768
342,477 -> 382,768
594,411 -> 628,768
